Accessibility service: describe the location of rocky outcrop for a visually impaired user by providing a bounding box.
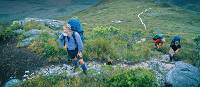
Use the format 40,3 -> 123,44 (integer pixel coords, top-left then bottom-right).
4,79 -> 21,87
166,61 -> 200,87
16,29 -> 42,47
19,18 -> 65,30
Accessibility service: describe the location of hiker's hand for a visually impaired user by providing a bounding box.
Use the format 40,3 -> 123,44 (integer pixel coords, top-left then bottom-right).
78,52 -> 83,58
63,33 -> 68,36
64,45 -> 67,49
175,49 -> 179,53
175,51 -> 179,54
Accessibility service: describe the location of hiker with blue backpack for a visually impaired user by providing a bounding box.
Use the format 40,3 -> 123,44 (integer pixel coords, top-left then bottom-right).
169,36 -> 181,61
58,18 -> 87,74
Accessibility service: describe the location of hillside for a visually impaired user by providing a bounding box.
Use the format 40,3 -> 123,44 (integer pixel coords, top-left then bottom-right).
0,0 -> 200,87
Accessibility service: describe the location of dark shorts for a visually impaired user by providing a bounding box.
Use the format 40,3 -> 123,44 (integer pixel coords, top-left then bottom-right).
67,48 -> 78,59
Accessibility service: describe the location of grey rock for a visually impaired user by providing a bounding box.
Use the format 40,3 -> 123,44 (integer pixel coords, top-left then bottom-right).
166,61 -> 200,87
24,29 -> 42,37
147,59 -> 175,86
161,54 -> 170,62
20,18 -> 64,30
4,79 -> 21,87
13,29 -> 25,34
17,36 -> 39,47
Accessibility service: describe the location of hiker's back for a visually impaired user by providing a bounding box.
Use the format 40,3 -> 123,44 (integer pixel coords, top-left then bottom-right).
171,36 -> 181,44
67,18 -> 84,42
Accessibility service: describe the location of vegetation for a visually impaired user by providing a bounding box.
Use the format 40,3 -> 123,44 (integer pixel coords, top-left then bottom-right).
107,68 -> 158,87
57,0 -> 200,66
0,21 -> 22,41
23,20 -> 50,31
1,0 -> 200,86
28,32 -> 66,62
18,68 -> 157,87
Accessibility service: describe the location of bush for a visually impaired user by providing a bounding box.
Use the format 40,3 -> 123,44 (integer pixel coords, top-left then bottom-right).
9,21 -> 22,30
107,68 -> 158,87
18,75 -> 105,87
23,21 -> 50,31
18,75 -> 64,87
28,32 -> 66,62
0,21 -> 22,41
92,26 -> 120,39
84,38 -> 115,61
125,46 -> 151,62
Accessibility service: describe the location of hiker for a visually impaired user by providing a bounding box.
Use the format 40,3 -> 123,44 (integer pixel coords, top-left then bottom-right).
152,34 -> 165,49
58,18 -> 87,74
169,36 -> 181,61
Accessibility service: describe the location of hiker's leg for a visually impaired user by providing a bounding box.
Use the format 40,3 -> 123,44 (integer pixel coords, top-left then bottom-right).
78,57 -> 87,74
72,57 -> 78,66
157,43 -> 161,48
169,48 -> 174,61
155,43 -> 159,48
160,42 -> 163,47
68,50 -> 79,68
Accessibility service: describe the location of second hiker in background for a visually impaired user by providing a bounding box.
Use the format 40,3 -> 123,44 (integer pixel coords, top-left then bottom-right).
152,34 -> 165,49
169,35 -> 181,61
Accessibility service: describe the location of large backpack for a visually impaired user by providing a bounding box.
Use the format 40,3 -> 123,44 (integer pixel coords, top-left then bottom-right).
67,18 -> 84,42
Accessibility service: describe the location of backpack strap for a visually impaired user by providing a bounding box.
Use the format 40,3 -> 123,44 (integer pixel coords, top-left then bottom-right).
66,32 -> 78,48
63,36 -> 66,46
72,32 -> 77,46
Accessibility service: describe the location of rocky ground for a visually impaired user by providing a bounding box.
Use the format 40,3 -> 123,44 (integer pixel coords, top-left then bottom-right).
19,54 -> 200,87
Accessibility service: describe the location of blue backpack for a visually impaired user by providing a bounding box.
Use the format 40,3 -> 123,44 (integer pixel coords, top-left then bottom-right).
67,18 -> 84,42
171,36 -> 181,44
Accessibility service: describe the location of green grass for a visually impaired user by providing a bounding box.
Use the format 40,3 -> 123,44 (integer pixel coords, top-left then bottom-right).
1,0 -> 199,66
56,0 -> 200,67
2,0 -> 200,86
0,21 -> 22,41
23,20 -> 51,31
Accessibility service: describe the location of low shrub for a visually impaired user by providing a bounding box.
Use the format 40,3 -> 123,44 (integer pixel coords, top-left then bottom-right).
92,26 -> 120,39
107,68 -> 158,87
28,32 -> 66,62
18,75 -> 105,87
84,38 -> 116,61
23,21 -> 50,31
0,21 -> 22,41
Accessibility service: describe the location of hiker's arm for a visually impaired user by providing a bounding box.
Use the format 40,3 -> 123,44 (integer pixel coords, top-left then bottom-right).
64,45 -> 67,49
175,49 -> 180,53
170,48 -> 175,54
75,32 -> 83,52
58,34 -> 65,47
175,45 -> 181,53
58,33 -> 68,49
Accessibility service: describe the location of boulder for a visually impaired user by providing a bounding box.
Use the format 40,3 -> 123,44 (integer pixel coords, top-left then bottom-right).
4,79 -> 21,87
24,29 -> 42,37
13,29 -> 25,34
166,61 -> 200,87
17,36 -> 39,47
